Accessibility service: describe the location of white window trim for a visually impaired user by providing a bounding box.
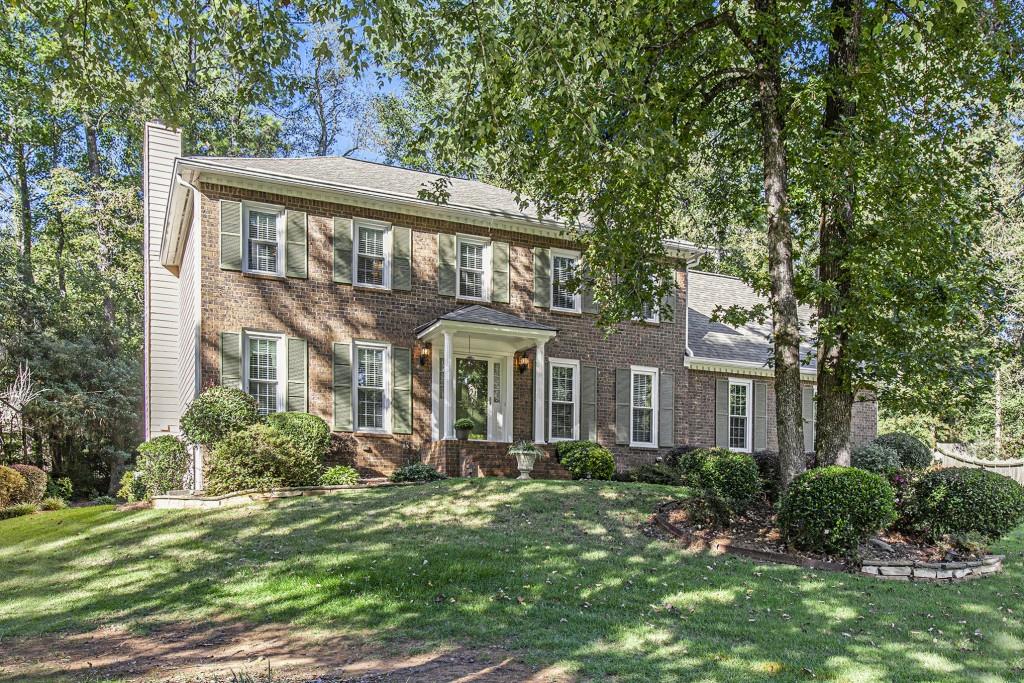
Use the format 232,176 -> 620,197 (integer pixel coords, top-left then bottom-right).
728,378 -> 753,453
550,248 -> 582,313
353,339 -> 392,434
241,201 -> 286,277
242,331 -> 287,415
548,358 -> 580,442
352,218 -> 393,290
455,234 -> 491,302
629,365 -> 659,448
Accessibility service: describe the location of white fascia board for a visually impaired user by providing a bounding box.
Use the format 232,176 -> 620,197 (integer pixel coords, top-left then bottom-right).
685,355 -> 817,381
416,319 -> 557,346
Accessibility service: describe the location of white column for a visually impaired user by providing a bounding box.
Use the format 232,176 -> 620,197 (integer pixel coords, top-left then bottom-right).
442,331 -> 455,440
533,340 -> 546,444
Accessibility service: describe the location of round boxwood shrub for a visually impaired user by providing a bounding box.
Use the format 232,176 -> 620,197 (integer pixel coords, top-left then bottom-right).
117,470 -> 147,503
11,464 -> 47,504
320,465 -> 360,486
0,466 -> 27,508
556,440 -> 615,480
390,463 -> 447,483
873,432 -> 933,470
266,412 -> 331,461
851,443 -> 901,475
687,449 -> 762,514
779,466 -> 897,554
904,467 -> 1024,541
136,435 -> 192,498
204,423 -> 320,495
180,386 -> 261,448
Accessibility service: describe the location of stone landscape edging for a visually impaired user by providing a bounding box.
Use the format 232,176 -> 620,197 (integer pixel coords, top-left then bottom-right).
152,481 -> 418,510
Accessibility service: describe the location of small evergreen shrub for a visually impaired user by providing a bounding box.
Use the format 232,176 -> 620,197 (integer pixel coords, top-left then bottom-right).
851,443 -> 901,475
663,445 -> 699,470
390,463 -> 446,483
180,386 -> 261,448
320,465 -> 360,486
686,449 -> 761,514
45,476 -> 74,501
136,435 -> 192,498
0,466 -> 27,508
204,423 -> 319,495
904,467 -> 1024,541
0,502 -> 37,520
92,495 -> 118,505
873,432 -> 933,470
10,464 -> 47,503
117,470 -> 147,503
629,463 -> 683,486
39,496 -> 68,511
266,412 -> 331,461
556,440 -> 615,480
751,450 -> 781,501
779,466 -> 897,554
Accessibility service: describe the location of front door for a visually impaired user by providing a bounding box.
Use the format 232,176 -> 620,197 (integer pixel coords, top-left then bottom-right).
454,355 -> 508,441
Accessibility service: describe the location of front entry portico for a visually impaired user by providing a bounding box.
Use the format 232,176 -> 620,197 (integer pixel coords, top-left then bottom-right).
415,305 -> 557,444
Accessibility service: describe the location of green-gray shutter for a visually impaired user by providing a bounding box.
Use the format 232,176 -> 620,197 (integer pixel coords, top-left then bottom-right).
332,342 -> 353,431
220,332 -> 242,388
392,346 -> 413,434
715,378 -> 730,448
285,210 -> 307,279
219,201 -> 242,271
286,337 -> 307,412
802,385 -> 816,453
392,227 -> 412,291
333,217 -> 353,284
754,381 -> 768,451
438,233 -> 456,296
615,368 -> 630,445
533,247 -> 551,308
581,365 -> 598,441
658,371 -> 674,447
661,278 -> 677,323
492,241 -> 510,303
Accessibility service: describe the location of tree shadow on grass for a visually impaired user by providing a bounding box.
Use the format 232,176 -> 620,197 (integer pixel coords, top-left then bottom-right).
2,479 -> 1023,682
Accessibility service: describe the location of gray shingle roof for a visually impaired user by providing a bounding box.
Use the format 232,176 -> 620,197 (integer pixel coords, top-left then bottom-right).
415,305 -> 557,334
687,271 -> 816,369
189,156 -> 545,223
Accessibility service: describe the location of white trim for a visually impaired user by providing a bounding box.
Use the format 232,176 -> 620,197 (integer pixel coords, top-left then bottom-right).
241,201 -> 286,277
430,348 -> 440,440
534,341 -> 547,444
442,331 -> 455,439
353,339 -> 392,434
242,331 -> 287,416
684,356 -> 817,381
352,217 -> 392,290
727,378 -> 753,453
548,358 -> 580,442
550,249 -> 582,313
455,234 -> 492,302
629,365 -> 659,448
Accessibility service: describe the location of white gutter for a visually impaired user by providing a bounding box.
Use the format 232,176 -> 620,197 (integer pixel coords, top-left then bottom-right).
684,355 -> 817,380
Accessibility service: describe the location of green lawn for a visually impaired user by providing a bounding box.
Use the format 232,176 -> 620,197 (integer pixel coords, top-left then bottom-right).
2,478 -> 1023,682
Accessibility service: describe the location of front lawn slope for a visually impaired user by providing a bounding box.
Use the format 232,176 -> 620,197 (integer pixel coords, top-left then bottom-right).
2,479 -> 1022,682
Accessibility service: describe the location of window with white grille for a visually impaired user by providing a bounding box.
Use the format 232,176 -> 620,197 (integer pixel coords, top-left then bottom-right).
728,380 -> 751,452
245,335 -> 281,416
630,367 -> 657,447
549,360 -> 578,441
356,224 -> 388,287
551,251 -> 580,312
356,343 -> 389,431
458,237 -> 488,300
244,205 -> 283,275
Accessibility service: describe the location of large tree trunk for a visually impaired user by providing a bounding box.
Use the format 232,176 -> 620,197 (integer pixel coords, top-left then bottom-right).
15,142 -> 34,288
815,0 -> 862,466
85,123 -> 117,330
754,0 -> 805,489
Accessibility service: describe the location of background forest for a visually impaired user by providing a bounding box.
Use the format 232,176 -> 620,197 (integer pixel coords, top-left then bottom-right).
1,1 -> 1022,496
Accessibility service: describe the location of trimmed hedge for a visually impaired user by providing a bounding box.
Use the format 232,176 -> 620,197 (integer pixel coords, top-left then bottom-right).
0,466 -> 27,508
11,464 -> 47,503
779,466 -> 897,554
204,423 -> 320,495
266,412 -> 331,461
556,440 -> 615,480
683,448 -> 761,514
136,435 -> 192,498
850,443 -> 901,475
629,463 -> 683,486
180,386 -> 261,448
320,465 -> 360,486
873,432 -> 933,470
390,463 -> 446,483
904,467 -> 1024,541
0,502 -> 37,520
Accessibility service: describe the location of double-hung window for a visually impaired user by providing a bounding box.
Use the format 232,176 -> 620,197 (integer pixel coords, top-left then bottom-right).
630,366 -> 658,447
457,236 -> 489,300
551,250 -> 581,312
243,203 -> 284,276
548,359 -> 579,441
640,300 -> 660,324
728,379 -> 752,452
355,341 -> 390,432
244,333 -> 284,416
354,219 -> 391,288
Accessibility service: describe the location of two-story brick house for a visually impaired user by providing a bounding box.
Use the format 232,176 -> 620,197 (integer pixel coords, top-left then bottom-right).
143,123 -> 876,486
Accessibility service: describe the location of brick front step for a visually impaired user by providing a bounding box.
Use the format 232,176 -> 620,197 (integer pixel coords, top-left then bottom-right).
425,441 -> 571,480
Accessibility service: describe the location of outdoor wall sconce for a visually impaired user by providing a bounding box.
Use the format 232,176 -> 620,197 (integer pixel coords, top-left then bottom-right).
417,343 -> 431,367
516,353 -> 531,375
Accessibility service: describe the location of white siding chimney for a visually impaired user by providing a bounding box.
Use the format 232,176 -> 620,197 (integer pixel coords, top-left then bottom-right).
143,122 -> 182,439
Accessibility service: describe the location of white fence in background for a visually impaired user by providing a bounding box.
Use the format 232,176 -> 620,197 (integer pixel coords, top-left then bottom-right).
934,443 -> 1024,486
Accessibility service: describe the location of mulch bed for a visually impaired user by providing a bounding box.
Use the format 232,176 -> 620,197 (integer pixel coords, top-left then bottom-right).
651,500 -> 986,572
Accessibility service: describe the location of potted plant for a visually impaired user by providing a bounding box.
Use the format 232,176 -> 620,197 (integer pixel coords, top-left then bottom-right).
453,418 -> 475,441
508,440 -> 544,479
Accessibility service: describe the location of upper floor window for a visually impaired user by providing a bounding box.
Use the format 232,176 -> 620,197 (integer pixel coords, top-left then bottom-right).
243,203 -> 284,276
549,359 -> 579,441
630,366 -> 658,448
551,250 -> 580,312
728,378 -> 752,452
457,235 -> 489,300
355,341 -> 390,432
244,333 -> 284,416
355,219 -> 391,288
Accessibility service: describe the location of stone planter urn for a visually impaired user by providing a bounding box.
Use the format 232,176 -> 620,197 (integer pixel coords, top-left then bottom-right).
508,441 -> 543,480
453,419 -> 474,441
